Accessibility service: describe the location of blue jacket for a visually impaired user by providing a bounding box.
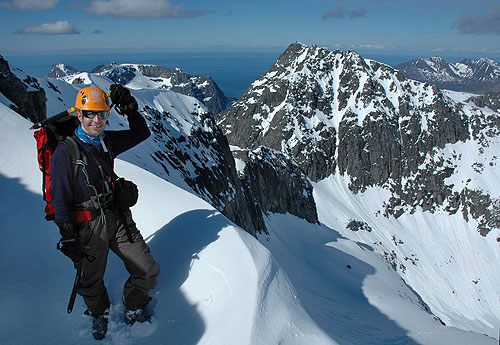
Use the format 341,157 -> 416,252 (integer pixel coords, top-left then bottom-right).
51,110 -> 150,224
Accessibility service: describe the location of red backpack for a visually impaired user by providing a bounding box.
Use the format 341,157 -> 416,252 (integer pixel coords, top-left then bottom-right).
32,109 -> 79,221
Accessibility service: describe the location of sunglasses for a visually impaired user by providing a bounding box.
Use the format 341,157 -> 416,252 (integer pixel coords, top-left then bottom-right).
82,110 -> 109,119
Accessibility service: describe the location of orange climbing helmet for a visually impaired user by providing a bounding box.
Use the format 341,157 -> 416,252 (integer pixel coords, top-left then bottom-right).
75,87 -> 111,111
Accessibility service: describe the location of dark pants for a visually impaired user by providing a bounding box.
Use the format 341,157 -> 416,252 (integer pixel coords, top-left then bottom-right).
77,209 -> 160,315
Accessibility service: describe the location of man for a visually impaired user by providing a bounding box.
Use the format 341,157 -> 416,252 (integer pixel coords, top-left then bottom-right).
51,85 -> 160,340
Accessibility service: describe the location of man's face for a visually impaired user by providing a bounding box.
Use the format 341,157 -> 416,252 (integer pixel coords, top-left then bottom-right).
77,110 -> 109,137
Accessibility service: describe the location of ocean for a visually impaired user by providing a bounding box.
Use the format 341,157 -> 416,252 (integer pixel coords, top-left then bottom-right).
2,50 -> 487,99
3,51 -> 283,99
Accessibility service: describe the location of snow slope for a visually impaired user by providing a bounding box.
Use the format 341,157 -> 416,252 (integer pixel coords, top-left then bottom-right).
0,101 -> 336,344
1,88 -> 498,344
314,173 -> 500,340
262,213 -> 497,345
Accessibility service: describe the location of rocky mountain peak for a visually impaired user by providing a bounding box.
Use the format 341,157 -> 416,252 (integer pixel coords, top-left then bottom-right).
218,42 -> 408,181
44,60 -> 233,115
218,42 -> 500,236
45,63 -> 80,78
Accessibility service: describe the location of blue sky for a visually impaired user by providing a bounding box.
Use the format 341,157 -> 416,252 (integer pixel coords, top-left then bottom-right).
0,0 -> 499,59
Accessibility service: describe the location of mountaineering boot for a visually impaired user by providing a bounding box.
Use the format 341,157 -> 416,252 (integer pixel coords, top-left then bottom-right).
92,314 -> 108,340
85,309 -> 109,340
124,306 -> 152,325
123,289 -> 153,325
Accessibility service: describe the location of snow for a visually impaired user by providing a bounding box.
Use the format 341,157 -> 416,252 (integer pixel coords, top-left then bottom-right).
313,173 -> 500,342
441,137 -> 500,199
451,63 -> 473,79
63,72 -> 93,84
1,71 -> 499,344
0,102 -> 338,344
233,156 -> 246,176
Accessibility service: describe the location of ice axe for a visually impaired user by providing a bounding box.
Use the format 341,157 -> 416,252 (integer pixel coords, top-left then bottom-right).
29,90 -> 114,130
29,107 -> 77,130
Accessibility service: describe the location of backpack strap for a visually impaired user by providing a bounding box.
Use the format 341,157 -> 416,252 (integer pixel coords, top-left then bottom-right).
62,136 -> 105,222
66,135 -> 121,226
89,149 -> 119,181
69,135 -> 114,191
61,136 -> 83,191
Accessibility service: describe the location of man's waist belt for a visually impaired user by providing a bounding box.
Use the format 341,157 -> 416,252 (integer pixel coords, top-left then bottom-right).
72,209 -> 102,223
71,197 -> 115,223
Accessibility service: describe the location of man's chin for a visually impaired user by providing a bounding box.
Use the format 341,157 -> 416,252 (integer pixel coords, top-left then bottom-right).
90,130 -> 104,136
83,125 -> 104,137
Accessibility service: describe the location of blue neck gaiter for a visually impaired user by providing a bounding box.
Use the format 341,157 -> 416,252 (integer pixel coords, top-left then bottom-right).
75,124 -> 106,147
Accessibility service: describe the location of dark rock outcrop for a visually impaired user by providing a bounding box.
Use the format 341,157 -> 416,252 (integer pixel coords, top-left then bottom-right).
142,103 -> 264,236
0,55 -> 46,123
233,146 -> 318,227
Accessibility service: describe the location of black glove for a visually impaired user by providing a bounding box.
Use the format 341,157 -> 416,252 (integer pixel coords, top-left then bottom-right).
109,84 -> 138,114
57,221 -> 81,265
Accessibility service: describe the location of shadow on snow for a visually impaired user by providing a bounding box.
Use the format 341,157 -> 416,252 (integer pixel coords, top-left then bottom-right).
263,215 -> 422,345
142,209 -> 227,344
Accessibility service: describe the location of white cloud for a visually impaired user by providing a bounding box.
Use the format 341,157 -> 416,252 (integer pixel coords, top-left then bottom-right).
359,44 -> 386,50
87,0 -> 209,18
15,21 -> 80,35
0,0 -> 58,10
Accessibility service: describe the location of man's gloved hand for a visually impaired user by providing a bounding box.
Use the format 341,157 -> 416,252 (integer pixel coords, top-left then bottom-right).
57,221 -> 81,265
109,84 -> 138,114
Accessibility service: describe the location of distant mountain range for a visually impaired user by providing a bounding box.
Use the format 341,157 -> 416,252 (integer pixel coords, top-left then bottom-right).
395,56 -> 500,93
46,62 -> 234,115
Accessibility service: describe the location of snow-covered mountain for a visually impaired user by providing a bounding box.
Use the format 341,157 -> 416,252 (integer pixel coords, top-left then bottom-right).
2,46 -> 500,344
46,61 -> 233,115
218,42 -> 500,337
395,56 -> 500,93
45,63 -> 79,79
218,42 -> 500,235
0,76 -> 496,345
